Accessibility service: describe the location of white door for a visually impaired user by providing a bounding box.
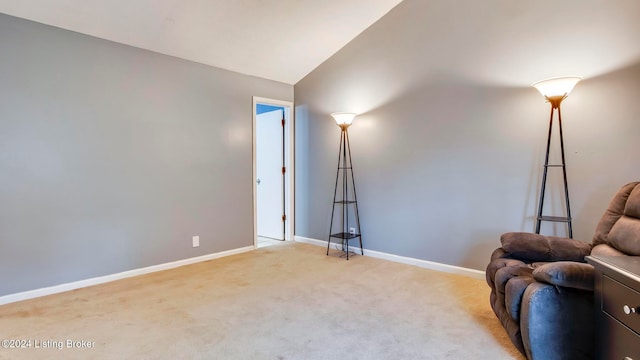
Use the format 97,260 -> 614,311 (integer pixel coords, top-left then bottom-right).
256,109 -> 284,240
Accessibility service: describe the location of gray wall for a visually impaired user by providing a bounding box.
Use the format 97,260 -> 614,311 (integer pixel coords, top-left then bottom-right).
0,14 -> 293,296
294,0 -> 640,270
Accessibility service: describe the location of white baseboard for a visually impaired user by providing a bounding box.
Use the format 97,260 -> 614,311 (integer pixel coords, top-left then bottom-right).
295,236 -> 486,280
1,239 -> 487,306
0,245 -> 254,306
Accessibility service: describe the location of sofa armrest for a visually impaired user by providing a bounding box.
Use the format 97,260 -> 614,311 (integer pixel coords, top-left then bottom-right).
501,232 -> 592,262
490,247 -> 510,262
532,261 -> 595,291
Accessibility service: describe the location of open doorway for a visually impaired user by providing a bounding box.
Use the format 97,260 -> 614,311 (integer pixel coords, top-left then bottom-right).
252,97 -> 294,248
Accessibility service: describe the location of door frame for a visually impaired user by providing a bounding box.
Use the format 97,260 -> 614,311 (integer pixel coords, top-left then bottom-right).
252,96 -> 294,247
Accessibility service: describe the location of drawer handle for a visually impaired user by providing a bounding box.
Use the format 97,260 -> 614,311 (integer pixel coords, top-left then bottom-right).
623,305 -> 638,315
624,357 -> 633,360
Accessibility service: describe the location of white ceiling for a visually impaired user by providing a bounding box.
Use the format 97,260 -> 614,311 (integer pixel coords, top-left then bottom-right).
0,0 -> 404,85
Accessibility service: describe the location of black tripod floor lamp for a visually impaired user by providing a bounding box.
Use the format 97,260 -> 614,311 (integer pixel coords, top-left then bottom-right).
326,112 -> 364,260
532,76 -> 581,238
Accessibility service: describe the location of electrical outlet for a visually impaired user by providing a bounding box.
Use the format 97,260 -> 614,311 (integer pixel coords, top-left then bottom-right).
349,227 -> 356,235
192,235 -> 200,247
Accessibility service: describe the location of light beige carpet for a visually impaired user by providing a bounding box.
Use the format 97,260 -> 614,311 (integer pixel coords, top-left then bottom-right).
0,242 -> 523,360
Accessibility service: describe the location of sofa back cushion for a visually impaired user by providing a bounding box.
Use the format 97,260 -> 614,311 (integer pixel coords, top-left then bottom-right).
593,182 -> 640,255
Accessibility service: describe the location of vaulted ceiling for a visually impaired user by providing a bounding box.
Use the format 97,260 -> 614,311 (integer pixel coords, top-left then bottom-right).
0,0 -> 404,84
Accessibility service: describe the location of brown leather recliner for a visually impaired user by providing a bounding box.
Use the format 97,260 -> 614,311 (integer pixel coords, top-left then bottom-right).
486,181 -> 640,360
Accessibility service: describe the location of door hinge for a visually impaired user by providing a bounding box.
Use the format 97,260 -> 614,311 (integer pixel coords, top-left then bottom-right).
281,118 -> 285,127
282,166 -> 286,174
282,214 -> 286,222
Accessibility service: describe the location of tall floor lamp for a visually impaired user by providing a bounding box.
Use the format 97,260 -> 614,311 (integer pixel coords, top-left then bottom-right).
532,76 -> 581,238
327,112 -> 363,260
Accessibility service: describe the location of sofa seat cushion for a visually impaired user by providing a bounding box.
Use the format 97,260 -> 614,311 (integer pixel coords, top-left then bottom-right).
591,243 -> 625,256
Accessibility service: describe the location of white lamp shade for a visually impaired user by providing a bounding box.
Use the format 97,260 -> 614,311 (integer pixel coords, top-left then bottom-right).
331,112 -> 356,126
532,76 -> 581,98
